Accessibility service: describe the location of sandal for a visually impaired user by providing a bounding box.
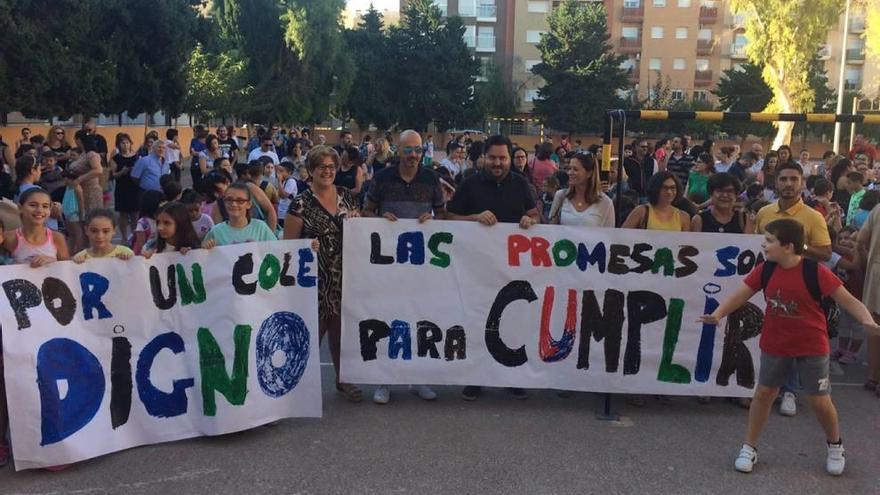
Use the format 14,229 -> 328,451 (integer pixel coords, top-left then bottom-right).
336,383 -> 363,403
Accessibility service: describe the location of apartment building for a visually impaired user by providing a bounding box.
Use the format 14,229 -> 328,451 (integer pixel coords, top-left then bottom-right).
407,0 -> 876,115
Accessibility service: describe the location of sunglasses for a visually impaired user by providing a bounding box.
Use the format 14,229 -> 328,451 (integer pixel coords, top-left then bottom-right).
402,146 -> 423,155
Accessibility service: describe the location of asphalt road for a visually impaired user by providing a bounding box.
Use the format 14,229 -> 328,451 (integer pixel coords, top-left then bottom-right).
1,343 -> 878,495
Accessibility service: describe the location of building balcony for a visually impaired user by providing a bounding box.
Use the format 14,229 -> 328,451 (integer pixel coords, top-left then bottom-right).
621,5 -> 644,23
846,48 -> 865,63
477,4 -> 497,21
699,6 -> 718,24
697,38 -> 714,55
730,13 -> 746,29
850,17 -> 866,34
695,70 -> 713,86
618,37 -> 642,54
730,44 -> 747,59
476,34 -> 496,52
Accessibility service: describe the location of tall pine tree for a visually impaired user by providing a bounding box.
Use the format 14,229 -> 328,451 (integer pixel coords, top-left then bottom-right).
531,0 -> 629,133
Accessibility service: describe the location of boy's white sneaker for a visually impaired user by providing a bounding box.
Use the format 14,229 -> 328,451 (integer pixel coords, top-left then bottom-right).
779,392 -> 797,416
372,386 -> 391,405
826,442 -> 845,476
735,444 -> 758,473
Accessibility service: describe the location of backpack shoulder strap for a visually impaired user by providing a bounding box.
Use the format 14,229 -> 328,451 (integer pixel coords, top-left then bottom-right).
801,258 -> 822,303
760,261 -> 777,291
260,180 -> 269,191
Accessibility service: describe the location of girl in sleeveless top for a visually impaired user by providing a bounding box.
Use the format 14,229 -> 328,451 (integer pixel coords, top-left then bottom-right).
0,187 -> 69,469
2,188 -> 69,267
622,171 -> 690,232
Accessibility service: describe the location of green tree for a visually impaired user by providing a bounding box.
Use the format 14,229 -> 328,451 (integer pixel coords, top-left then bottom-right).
629,74 -> 719,138
531,0 -> 629,133
474,61 -> 517,119
388,0 -> 479,132
712,63 -> 774,138
184,43 -> 253,121
730,0 -> 843,147
341,4 -> 395,129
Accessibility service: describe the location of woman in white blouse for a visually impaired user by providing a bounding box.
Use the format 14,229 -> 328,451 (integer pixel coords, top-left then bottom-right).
549,152 -> 615,227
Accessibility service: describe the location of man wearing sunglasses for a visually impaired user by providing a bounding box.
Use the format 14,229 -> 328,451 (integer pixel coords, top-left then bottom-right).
362,129 -> 447,405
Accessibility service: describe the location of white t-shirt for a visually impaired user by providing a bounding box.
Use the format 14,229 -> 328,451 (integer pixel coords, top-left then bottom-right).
440,158 -> 462,176
278,177 -> 299,220
165,139 -> 181,165
192,213 -> 214,241
248,148 -> 280,165
553,190 -> 616,228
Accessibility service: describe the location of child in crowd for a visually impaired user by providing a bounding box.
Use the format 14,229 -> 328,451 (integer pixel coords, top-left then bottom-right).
202,182 -> 276,247
213,156 -> 234,177
130,190 -> 165,255
296,164 -> 311,193
700,219 -> 880,476
831,226 -> 866,365
73,209 -> 134,263
161,175 -> 183,202
181,190 -> 214,241
540,175 -> 560,222
851,190 -> 878,229
276,162 -> 298,228
143,201 -> 202,257
61,166 -> 86,253
1,188 -> 70,470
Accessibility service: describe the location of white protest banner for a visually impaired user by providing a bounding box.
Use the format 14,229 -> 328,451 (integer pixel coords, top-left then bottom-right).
1,240 -> 321,470
342,219 -> 766,397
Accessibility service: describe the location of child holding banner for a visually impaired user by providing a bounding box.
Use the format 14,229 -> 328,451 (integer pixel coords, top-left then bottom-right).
700,219 -> 880,476
143,202 -> 202,256
1,187 -> 71,469
72,209 -> 134,262
202,182 -> 276,247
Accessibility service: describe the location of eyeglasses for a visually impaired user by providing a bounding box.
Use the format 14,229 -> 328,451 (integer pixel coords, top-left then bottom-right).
315,164 -> 336,172
402,146 -> 423,155
661,185 -> 678,192
55,131 -> 64,135
223,198 -> 249,205
714,188 -> 737,196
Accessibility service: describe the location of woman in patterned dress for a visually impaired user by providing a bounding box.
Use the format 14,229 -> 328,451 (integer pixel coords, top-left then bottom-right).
283,145 -> 363,402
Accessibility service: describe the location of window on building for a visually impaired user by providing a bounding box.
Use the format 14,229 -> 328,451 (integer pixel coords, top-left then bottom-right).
673,58 -> 686,70
693,90 -> 708,101
672,89 -> 684,100
433,0 -> 449,16
650,58 -> 662,70
622,27 -> 639,39
459,0 -> 477,16
698,28 -> 712,40
620,58 -> 637,70
624,0 -> 641,7
845,67 -> 863,89
527,1 -> 550,13
651,27 -> 664,39
463,25 -> 476,48
526,30 -> 546,43
734,33 -> 748,46
654,0 -> 667,6
477,26 -> 495,50
695,59 -> 709,71
676,27 -> 688,39
525,59 -> 541,72
524,89 -> 540,102
678,0 -> 691,6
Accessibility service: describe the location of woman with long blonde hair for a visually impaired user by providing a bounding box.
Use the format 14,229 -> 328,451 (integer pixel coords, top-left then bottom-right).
45,125 -> 71,167
367,137 -> 393,177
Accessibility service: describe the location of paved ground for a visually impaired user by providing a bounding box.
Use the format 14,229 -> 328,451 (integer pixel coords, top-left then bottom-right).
1,342 -> 878,495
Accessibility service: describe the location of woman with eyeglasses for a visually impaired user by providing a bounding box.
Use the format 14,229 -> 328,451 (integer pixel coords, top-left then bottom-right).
46,125 -> 71,168
622,171 -> 690,231
284,146 -> 363,403
548,152 -> 614,228
202,182 -> 276,248
691,172 -> 754,234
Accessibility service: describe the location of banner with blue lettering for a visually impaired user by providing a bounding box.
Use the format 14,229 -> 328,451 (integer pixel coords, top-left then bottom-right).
341,219 -> 765,398
0,241 -> 321,470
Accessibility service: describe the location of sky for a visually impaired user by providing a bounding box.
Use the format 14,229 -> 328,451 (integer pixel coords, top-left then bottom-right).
347,0 -> 398,11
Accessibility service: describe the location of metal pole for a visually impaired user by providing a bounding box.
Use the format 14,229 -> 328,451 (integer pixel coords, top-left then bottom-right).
849,96 -> 858,151
833,0 -> 852,154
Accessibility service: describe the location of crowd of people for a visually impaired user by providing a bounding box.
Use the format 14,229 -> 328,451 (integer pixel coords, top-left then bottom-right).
0,122 -> 879,476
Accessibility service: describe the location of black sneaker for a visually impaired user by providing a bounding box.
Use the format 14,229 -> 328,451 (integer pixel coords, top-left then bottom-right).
461,386 -> 482,401
507,387 -> 528,400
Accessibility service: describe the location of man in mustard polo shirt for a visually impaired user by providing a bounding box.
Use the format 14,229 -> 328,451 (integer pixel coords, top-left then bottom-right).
754,161 -> 833,418
755,162 -> 832,262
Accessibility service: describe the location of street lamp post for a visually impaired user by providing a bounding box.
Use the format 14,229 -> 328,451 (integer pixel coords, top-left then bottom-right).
833,0 -> 852,154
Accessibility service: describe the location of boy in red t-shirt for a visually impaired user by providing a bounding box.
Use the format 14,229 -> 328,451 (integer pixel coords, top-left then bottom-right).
701,219 -> 880,476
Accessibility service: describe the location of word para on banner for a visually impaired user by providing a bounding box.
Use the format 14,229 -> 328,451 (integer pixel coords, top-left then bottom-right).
358,280 -> 763,389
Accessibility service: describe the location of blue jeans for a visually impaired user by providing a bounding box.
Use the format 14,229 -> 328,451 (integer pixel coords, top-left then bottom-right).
781,367 -> 798,396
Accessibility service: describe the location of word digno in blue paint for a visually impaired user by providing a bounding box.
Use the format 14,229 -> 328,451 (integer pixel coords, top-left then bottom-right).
1,259 -> 313,447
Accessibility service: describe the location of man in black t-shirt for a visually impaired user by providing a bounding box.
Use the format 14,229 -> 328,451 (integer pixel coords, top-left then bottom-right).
624,138 -> 655,200
217,126 -> 239,159
75,118 -> 108,161
447,134 -> 539,402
